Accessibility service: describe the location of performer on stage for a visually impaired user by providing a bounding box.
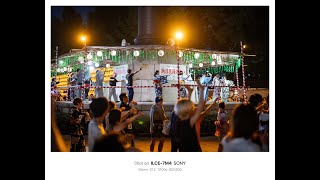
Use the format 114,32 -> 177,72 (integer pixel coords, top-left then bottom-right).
153,70 -> 162,97
126,67 -> 142,102
109,72 -> 119,102
200,72 -> 212,101
95,67 -> 105,98
84,68 -> 92,100
179,71 -> 190,98
220,75 -> 229,102
67,72 -> 77,101
212,73 -> 221,101
76,68 -> 84,99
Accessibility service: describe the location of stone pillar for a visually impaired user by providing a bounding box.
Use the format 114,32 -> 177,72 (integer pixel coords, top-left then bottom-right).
134,7 -> 165,45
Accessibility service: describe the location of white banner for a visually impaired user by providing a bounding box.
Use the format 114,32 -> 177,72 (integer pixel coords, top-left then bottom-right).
113,64 -> 128,81
159,64 -> 187,80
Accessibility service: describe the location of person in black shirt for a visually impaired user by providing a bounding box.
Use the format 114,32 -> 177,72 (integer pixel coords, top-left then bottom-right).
169,111 -> 180,152
126,67 -> 142,102
109,72 -> 119,102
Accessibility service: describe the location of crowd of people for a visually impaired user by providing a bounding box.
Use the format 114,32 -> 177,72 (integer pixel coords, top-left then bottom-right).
51,68 -> 269,152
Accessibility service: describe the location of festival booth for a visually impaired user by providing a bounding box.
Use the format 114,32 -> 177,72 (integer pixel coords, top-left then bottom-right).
51,45 -> 245,103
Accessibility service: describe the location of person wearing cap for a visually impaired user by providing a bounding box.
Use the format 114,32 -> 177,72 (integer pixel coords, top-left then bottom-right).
149,96 -> 168,152
109,72 -> 119,102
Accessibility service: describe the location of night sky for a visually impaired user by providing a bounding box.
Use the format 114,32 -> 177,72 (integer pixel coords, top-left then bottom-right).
52,7 -> 94,24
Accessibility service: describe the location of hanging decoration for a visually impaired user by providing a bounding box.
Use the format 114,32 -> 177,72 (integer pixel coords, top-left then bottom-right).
51,46 -> 241,76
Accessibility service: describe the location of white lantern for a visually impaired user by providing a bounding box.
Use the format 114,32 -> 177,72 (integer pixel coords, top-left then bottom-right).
106,64 -> 110,68
211,61 -> 216,66
87,60 -> 93,66
78,56 -> 84,63
194,53 -> 200,59
68,67 -> 72,72
63,67 -> 67,72
188,63 -> 193,68
199,63 -> 203,67
158,50 -> 164,57
95,62 -> 99,67
111,50 -> 117,56
179,51 -> 183,58
56,68 -> 60,72
212,53 -> 217,59
97,50 -> 103,57
133,50 -> 140,57
87,53 -> 93,60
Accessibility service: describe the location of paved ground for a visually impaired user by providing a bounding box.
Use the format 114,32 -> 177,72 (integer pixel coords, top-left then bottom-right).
63,135 -> 219,152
